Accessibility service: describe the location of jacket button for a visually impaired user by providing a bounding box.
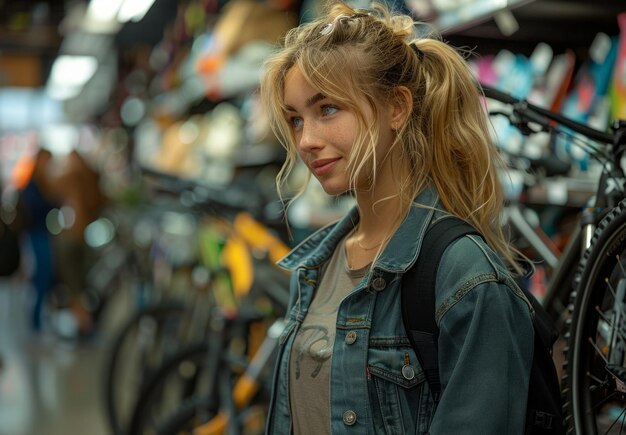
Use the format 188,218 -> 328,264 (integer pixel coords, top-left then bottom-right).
345,331 -> 357,345
342,410 -> 357,426
402,364 -> 415,380
372,277 -> 386,291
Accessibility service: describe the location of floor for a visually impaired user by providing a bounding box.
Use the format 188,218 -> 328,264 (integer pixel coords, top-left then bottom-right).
0,279 -> 112,435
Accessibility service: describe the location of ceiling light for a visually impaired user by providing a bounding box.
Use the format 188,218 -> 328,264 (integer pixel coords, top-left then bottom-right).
87,0 -> 124,22
49,55 -> 98,88
117,0 -> 157,23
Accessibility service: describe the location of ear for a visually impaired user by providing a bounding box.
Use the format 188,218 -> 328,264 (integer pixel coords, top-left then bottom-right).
388,86 -> 413,130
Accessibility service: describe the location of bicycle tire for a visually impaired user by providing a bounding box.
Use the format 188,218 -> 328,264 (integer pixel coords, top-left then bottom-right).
563,199 -> 626,434
127,341 -> 212,435
103,302 -> 186,435
543,226 -> 580,328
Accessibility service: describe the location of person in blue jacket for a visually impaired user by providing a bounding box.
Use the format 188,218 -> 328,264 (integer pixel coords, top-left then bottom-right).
260,2 -> 534,434
18,148 -> 57,332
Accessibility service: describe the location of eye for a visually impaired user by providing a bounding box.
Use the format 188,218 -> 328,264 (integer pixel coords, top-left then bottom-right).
290,117 -> 303,129
321,105 -> 338,116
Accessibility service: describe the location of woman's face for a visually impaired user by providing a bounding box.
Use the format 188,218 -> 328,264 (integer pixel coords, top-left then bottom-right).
283,66 -> 395,196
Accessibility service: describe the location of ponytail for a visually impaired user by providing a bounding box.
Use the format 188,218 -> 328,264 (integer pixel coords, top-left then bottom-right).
405,38 -> 523,274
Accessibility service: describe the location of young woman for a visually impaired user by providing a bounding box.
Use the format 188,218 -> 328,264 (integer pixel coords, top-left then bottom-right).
260,2 -> 534,434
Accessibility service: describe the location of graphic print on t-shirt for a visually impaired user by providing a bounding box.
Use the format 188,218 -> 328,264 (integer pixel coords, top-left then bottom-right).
294,323 -> 333,379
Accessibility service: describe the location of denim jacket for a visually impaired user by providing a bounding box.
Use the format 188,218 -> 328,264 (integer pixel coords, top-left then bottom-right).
266,187 -> 534,435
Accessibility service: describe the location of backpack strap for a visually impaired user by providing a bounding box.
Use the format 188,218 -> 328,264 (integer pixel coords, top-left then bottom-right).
401,216 -> 480,403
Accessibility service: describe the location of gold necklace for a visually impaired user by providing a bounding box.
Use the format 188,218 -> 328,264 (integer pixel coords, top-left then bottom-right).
355,237 -> 382,251
350,225 -> 384,251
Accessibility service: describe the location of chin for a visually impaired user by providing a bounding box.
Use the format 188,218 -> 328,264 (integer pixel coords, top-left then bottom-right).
319,181 -> 349,196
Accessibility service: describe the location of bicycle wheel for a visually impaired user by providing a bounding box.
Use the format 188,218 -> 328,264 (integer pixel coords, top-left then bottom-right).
131,318 -> 275,435
563,201 -> 626,434
155,395 -> 219,435
103,302 -> 186,435
127,341 -> 213,435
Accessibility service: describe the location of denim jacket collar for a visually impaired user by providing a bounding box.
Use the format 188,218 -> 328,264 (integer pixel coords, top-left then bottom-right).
278,186 -> 440,273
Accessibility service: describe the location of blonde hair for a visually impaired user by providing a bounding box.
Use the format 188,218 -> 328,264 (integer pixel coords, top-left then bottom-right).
261,1 -> 523,273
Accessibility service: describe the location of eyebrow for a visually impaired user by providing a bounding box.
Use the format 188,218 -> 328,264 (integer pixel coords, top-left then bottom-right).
284,92 -> 327,112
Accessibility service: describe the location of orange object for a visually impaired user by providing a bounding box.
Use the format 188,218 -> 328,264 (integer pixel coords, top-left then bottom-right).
11,154 -> 35,190
233,374 -> 260,408
196,55 -> 225,75
192,375 -> 260,435
193,411 -> 228,435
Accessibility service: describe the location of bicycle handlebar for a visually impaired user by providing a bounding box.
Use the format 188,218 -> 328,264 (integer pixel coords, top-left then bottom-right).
140,165 -> 267,219
480,84 -> 615,145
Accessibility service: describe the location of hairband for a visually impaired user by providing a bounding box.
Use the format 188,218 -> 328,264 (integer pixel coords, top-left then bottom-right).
410,43 -> 424,61
319,12 -> 371,36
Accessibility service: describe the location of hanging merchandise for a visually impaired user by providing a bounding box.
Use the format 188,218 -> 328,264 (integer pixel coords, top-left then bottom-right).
151,118 -> 204,178
494,49 -> 534,100
195,0 -> 297,100
487,44 -> 555,158
543,50 -> 576,113
609,13 -> 626,121
199,102 -> 245,185
557,30 -> 620,171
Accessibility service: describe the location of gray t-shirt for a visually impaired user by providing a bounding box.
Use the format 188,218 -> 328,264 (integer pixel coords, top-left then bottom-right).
289,236 -> 369,434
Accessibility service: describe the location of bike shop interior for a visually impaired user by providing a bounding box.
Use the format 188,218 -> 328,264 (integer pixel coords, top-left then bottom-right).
0,0 -> 625,434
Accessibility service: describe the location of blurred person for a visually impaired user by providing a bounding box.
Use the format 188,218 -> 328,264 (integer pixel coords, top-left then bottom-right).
12,148 -> 58,332
51,149 -> 106,337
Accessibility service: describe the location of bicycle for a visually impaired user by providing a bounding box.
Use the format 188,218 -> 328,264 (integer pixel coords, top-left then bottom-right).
104,145 -> 288,435
483,83 -> 626,434
102,199 -> 207,435
123,168 -> 291,435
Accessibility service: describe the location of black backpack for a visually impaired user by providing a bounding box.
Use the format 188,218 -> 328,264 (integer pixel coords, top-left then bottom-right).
401,216 -> 564,435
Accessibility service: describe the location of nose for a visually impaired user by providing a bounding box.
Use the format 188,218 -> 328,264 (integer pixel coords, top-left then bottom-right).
297,121 -> 322,154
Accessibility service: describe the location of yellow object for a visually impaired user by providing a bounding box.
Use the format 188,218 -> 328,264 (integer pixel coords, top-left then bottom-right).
191,213 -> 288,435
222,235 -> 254,300
234,213 -> 290,264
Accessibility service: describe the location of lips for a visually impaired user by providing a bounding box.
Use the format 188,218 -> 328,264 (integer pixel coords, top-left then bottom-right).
311,158 -> 340,176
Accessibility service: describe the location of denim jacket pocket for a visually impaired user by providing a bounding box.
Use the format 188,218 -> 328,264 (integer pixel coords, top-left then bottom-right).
367,346 -> 424,435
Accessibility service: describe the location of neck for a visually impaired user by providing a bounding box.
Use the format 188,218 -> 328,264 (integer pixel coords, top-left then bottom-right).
351,151 -> 411,246
354,180 -> 406,242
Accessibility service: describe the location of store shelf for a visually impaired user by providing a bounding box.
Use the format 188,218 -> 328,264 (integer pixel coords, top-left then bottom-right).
444,0 -> 625,55
525,176 -> 598,208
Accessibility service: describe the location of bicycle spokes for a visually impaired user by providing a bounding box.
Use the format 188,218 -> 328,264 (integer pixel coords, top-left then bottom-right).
583,268 -> 626,434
